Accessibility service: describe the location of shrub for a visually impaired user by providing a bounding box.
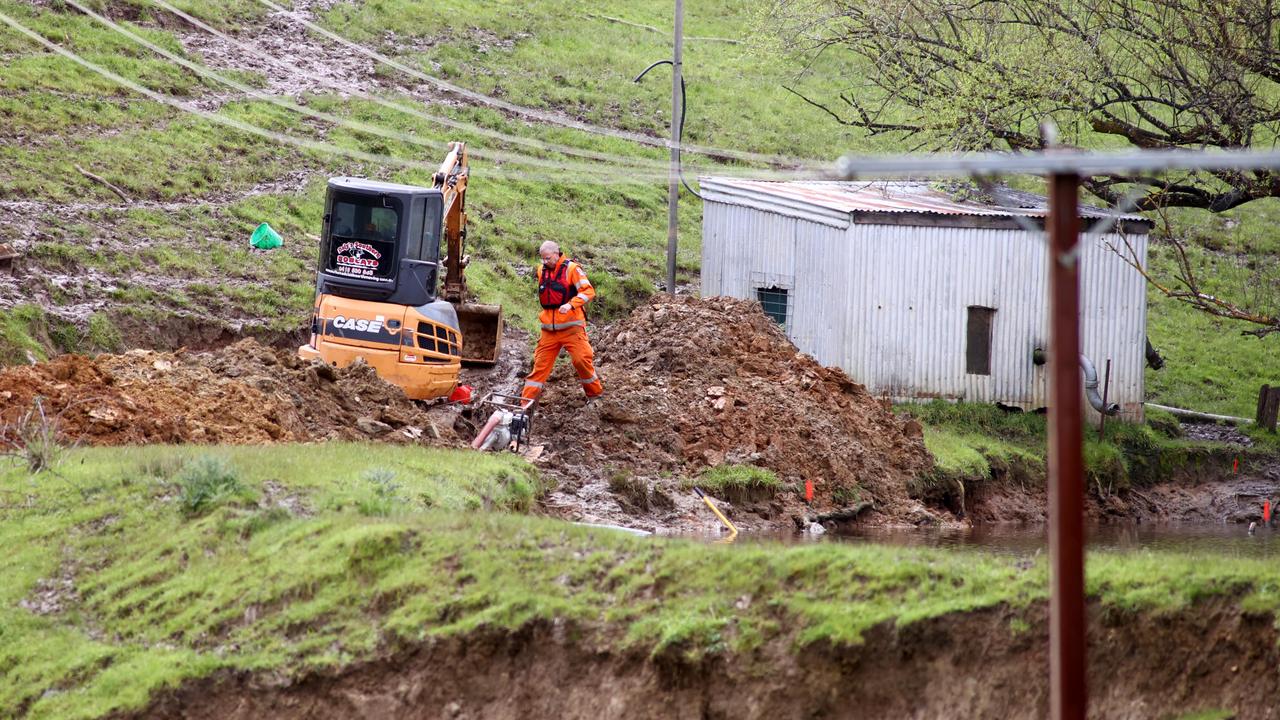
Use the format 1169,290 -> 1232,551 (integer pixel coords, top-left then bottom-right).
2,396 -> 64,473
177,456 -> 246,516
357,467 -> 401,517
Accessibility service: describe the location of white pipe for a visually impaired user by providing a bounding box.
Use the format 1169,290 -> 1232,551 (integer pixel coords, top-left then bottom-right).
1144,403 -> 1254,426
1080,355 -> 1120,416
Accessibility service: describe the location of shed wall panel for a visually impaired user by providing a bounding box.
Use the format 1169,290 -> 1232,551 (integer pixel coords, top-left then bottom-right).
701,199 -> 1148,420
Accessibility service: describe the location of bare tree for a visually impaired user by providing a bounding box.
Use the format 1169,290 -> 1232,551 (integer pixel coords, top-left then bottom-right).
1110,227 -> 1280,338
764,0 -> 1280,212
762,0 -> 1280,336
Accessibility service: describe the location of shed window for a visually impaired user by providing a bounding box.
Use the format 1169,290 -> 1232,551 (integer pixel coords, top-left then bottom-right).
757,287 -> 789,327
966,306 -> 996,375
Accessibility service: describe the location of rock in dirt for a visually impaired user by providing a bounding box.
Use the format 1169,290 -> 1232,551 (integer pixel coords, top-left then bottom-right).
357,417 -> 393,436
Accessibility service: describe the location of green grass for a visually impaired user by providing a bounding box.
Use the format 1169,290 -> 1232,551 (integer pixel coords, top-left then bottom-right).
0,304 -> 51,363
906,401 -> 1254,497
1145,248 -> 1280,419
691,461 -> 778,497
6,443 -> 1280,717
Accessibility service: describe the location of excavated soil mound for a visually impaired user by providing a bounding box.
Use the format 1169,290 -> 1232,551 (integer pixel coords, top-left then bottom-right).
533,296 -> 934,526
0,339 -> 455,446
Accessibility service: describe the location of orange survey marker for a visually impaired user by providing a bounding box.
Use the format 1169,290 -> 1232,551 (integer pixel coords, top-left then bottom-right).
1265,500 -> 1272,524
804,479 -> 814,503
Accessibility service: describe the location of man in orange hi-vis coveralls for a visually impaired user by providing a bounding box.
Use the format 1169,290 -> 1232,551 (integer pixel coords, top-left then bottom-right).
521,241 -> 604,403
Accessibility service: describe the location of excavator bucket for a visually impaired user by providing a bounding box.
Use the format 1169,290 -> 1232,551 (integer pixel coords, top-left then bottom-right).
457,302 -> 503,366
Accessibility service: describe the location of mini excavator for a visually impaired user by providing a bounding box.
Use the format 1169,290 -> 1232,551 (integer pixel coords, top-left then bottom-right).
299,142 -> 503,399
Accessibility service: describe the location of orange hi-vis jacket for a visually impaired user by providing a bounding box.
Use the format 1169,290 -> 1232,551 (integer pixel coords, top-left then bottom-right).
536,256 -> 594,331
522,255 -> 603,401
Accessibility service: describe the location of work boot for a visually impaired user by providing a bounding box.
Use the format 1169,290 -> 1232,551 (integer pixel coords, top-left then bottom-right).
585,394 -> 602,406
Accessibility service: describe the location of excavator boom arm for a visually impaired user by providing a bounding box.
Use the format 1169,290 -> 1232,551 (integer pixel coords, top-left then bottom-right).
436,141 -> 469,304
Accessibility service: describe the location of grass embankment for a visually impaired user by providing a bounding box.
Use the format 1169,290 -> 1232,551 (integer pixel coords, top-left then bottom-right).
906,401 -> 1272,501
0,0 -> 857,358
5,443 -> 1280,718
0,0 -> 1275,420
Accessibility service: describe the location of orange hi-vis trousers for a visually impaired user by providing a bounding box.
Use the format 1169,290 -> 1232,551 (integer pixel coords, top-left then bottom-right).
520,325 -> 603,401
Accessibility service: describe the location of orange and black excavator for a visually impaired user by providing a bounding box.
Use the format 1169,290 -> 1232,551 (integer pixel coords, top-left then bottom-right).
299,142 -> 502,399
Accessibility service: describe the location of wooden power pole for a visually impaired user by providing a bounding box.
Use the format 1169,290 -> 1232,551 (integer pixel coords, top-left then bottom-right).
1048,171 -> 1087,720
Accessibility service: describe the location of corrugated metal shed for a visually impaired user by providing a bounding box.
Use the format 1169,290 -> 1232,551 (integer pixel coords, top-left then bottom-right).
700,178 -> 1154,419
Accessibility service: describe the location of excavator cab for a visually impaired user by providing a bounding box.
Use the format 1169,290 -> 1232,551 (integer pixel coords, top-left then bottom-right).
299,143 -> 503,400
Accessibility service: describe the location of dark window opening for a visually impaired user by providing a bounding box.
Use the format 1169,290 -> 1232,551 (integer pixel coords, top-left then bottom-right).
757,287 -> 789,326
407,198 -> 424,262
325,195 -> 401,281
966,306 -> 996,375
420,196 -> 443,263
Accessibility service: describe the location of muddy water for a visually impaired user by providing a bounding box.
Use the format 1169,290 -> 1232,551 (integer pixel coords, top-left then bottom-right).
737,523 -> 1280,558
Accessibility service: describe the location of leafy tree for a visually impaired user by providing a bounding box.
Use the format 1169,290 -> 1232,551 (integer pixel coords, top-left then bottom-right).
761,0 -> 1280,335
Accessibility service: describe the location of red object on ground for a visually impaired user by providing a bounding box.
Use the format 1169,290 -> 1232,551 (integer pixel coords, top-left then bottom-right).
1265,500 -> 1272,524
1234,457 -> 1240,474
448,385 -> 473,404
804,479 -> 814,503
470,410 -> 502,450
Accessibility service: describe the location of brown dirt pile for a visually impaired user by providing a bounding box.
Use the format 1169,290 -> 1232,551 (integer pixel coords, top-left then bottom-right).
0,339 -> 456,446
533,296 -> 934,525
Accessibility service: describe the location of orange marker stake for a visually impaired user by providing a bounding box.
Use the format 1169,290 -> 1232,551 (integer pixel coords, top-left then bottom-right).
804,479 -> 814,503
1265,500 -> 1271,524
1234,457 -> 1240,474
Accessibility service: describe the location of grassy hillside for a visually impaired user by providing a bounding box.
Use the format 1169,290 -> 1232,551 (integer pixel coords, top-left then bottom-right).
5,444 -> 1280,718
0,0 -> 1273,413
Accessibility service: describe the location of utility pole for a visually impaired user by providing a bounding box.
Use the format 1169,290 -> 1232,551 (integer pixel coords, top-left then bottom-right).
1047,171 -> 1086,720
665,0 -> 684,295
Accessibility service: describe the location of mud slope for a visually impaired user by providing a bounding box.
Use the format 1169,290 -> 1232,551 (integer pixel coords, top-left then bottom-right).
125,600 -> 1278,720
533,295 -> 934,529
0,338 -> 457,445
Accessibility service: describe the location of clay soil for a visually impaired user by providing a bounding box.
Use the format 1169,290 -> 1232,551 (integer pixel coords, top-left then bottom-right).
7,294 -> 1274,532
530,295 -> 936,531
0,338 -> 459,446
123,599 -> 1280,720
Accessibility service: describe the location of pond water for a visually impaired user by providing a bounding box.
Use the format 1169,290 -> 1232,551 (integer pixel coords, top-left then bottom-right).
823,522 -> 1280,558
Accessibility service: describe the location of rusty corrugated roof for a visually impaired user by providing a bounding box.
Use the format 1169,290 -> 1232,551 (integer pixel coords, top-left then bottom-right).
701,178 -> 1152,223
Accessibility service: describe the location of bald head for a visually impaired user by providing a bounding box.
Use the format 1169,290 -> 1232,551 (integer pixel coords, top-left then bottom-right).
539,241 -> 561,267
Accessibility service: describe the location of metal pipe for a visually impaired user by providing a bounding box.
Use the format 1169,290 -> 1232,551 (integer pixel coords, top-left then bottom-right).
1048,172 -> 1087,720
665,0 -> 684,295
1144,402 -> 1254,426
1080,355 -> 1120,416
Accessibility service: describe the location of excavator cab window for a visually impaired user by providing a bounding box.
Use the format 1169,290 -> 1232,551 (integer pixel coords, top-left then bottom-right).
325,194 -> 402,281
419,195 -> 443,263
406,196 -> 444,263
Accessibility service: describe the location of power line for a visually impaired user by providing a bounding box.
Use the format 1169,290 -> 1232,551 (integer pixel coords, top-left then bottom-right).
0,9 -> 673,186
61,0 -> 679,184
253,0 -> 829,171
836,148 -> 1280,178
146,0 -> 681,176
